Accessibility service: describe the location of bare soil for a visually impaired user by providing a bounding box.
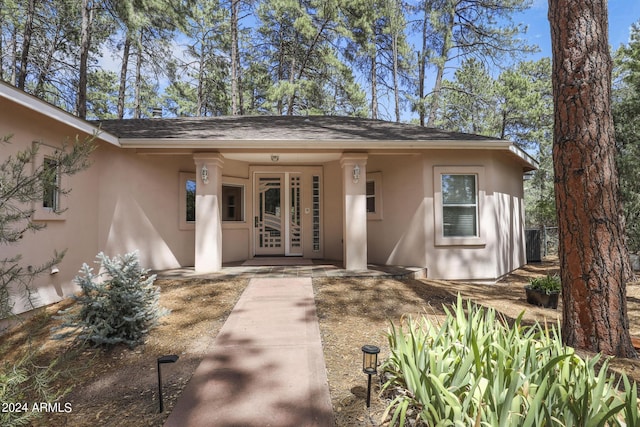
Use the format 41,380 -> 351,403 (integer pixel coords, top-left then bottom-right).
3,258 -> 640,426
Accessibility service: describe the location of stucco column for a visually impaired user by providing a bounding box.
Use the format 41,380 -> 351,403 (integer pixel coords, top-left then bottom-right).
193,153 -> 224,272
340,153 -> 368,270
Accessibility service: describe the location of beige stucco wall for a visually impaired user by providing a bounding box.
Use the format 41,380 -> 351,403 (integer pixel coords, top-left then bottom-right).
367,154 -> 428,268
97,147 -> 196,269
490,154 -> 527,277
1,101 -> 103,314
297,149 -> 527,281
423,150 -> 526,281
322,160 -> 344,261
359,150 -> 527,281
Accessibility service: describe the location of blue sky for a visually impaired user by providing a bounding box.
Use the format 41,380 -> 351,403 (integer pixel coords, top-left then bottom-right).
516,0 -> 640,58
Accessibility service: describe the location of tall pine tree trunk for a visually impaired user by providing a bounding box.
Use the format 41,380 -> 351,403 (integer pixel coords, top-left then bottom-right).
197,39 -> 205,116
427,9 -> 453,127
133,30 -> 143,119
230,0 -> 240,116
117,36 -> 131,119
17,0 -> 37,90
276,34 -> 285,115
9,25 -> 17,85
287,56 -> 296,115
392,32 -> 400,122
418,3 -> 428,127
77,0 -> 93,119
371,52 -> 378,120
549,0 -> 636,357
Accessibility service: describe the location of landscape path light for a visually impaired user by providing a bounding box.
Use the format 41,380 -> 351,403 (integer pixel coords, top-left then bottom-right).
157,355 -> 179,413
361,344 -> 380,408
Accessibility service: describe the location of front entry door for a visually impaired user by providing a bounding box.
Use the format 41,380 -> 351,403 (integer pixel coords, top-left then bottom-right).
254,173 -> 303,256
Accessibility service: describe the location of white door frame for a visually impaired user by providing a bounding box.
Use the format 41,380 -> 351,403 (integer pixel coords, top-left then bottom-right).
253,171 -> 303,256
250,166 -> 323,258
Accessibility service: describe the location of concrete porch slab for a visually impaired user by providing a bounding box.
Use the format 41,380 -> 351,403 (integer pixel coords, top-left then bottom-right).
156,260 -> 426,280
242,257 -> 314,266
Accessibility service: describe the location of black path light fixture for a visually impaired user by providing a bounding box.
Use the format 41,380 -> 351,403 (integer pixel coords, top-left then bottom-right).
157,355 -> 179,413
361,344 -> 380,408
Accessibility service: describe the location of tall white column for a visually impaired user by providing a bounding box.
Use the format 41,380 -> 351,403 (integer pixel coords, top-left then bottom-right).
340,153 -> 368,270
193,153 -> 224,272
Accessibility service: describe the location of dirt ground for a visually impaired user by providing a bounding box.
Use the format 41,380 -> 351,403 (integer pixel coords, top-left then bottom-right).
3,258 -> 640,427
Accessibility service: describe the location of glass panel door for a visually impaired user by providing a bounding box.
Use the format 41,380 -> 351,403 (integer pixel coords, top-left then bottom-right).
255,175 -> 284,255
288,174 -> 302,255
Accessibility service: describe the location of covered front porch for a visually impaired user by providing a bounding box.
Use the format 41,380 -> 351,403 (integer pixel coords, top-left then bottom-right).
193,152 -> 371,273
156,258 -> 427,280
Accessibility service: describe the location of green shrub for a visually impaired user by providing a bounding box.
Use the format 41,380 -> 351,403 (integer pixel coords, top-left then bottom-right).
527,274 -> 561,294
381,296 -> 639,426
52,251 -> 167,348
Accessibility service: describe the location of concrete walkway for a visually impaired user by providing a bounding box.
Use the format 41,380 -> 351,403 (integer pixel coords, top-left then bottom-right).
164,277 -> 334,427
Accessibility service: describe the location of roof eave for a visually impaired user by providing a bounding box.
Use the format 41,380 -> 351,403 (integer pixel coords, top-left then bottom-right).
509,145 -> 539,172
118,137 -> 537,171
0,83 -> 121,147
118,138 -> 511,150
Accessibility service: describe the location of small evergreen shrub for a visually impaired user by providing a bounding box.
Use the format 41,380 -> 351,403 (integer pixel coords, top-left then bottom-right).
381,296 -> 639,426
52,251 -> 167,348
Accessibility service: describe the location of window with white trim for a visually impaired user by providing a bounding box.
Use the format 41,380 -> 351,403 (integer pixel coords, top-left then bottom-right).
33,143 -> 66,221
434,166 -> 485,246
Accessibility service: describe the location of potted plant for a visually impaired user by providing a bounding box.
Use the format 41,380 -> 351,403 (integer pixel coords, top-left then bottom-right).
525,274 -> 561,309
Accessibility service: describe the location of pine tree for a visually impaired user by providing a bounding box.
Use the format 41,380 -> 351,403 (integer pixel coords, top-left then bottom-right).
415,0 -> 534,127
614,21 -> 640,252
549,0 -> 636,357
52,251 -> 167,348
435,58 -> 498,135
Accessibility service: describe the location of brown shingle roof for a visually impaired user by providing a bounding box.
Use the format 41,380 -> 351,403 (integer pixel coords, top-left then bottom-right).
94,115 -> 500,142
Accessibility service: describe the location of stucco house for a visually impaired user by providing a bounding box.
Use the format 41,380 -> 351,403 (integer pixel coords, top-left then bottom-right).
1,81 -> 536,315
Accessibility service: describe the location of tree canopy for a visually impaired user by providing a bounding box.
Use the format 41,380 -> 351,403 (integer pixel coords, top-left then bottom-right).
0,0 -> 533,121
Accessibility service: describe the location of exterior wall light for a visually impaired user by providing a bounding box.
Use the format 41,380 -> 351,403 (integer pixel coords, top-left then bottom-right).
271,154 -> 280,162
157,355 -> 179,412
201,164 -> 209,184
353,164 -> 361,183
361,344 -> 380,408
50,265 -> 59,275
